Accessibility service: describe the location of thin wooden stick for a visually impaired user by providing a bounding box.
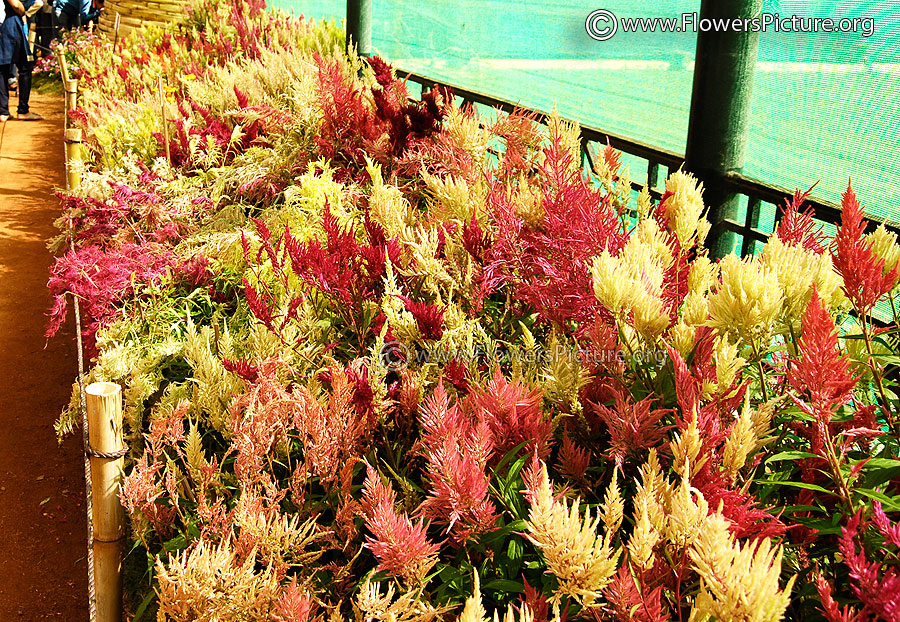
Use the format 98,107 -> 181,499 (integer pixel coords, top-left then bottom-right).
85,382 -> 125,622
158,76 -> 171,163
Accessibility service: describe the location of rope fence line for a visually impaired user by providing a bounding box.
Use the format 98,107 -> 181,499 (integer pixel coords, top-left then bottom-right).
61,53 -> 99,622
63,49 -> 128,622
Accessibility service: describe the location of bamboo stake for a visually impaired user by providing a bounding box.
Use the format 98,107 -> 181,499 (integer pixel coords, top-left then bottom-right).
65,128 -> 83,190
85,382 -> 125,622
64,78 -> 78,130
158,76 -> 170,163
59,51 -> 70,84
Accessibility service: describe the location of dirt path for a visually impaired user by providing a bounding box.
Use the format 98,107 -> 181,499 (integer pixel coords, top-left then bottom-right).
0,91 -> 88,620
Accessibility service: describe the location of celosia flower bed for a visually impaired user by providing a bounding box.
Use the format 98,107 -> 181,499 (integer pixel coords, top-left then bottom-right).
48,1 -> 900,620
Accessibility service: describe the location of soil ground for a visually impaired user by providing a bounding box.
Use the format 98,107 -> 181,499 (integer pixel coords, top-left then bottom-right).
0,91 -> 89,620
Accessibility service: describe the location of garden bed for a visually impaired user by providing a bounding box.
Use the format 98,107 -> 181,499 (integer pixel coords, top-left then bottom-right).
48,1 -> 900,620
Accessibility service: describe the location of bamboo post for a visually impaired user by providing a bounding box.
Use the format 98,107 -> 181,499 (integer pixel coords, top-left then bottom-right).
64,78 -> 78,129
65,128 -> 83,189
59,50 -> 70,83
85,382 -> 125,622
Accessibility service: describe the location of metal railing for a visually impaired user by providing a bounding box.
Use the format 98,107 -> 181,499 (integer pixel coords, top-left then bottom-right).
399,69 -> 900,258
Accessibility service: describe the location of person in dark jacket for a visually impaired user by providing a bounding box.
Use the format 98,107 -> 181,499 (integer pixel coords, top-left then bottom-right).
0,0 -> 42,121
55,0 -> 98,30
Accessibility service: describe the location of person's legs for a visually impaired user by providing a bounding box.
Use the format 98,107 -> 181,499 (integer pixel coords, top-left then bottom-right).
0,64 -> 11,117
15,58 -> 33,116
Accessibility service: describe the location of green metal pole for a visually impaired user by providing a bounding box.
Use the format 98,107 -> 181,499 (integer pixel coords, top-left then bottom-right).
684,0 -> 762,257
346,0 -> 372,57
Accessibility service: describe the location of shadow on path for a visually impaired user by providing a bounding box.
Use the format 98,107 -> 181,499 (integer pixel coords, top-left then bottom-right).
0,92 -> 89,620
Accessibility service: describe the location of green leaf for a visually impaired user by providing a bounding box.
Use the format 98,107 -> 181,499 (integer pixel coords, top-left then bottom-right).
780,504 -> 825,514
483,578 -> 525,593
754,480 -> 836,496
858,457 -> 900,469
133,590 -> 157,622
479,519 -> 527,548
787,516 -> 843,535
765,451 -> 821,463
854,488 -> 900,512
868,353 -> 900,367
163,535 -> 187,554
507,537 -> 523,562
494,441 -> 531,475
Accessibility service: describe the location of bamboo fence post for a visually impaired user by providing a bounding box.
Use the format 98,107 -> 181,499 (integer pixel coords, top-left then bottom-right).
85,382 -> 126,622
64,78 -> 78,129
59,51 -> 70,84
65,128 -> 83,189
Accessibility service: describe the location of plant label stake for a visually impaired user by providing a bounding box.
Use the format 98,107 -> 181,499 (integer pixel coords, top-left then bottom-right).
158,77 -> 171,163
85,382 -> 126,622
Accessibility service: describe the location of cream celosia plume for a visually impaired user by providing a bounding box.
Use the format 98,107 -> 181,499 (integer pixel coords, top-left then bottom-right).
600,469 -> 624,535
155,538 -> 280,622
664,170 -> 709,248
627,497 -> 660,571
721,398 -> 759,482
707,254 -> 783,343
760,237 -> 844,323
524,460 -> 619,608
689,513 -> 794,622
355,575 -> 446,622
665,474 -> 709,549
868,225 -> 900,289
591,219 -> 673,340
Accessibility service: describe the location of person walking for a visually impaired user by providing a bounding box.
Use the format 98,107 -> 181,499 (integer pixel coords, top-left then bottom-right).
0,0 -> 43,122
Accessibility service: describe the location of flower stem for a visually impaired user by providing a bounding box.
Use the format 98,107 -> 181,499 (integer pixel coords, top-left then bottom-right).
822,427 -> 854,515
861,316 -> 897,432
751,339 -> 769,402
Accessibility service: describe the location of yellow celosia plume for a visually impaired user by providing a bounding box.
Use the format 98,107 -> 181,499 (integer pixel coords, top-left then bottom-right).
664,170 -> 709,248
689,513 -> 794,622
525,460 -> 619,608
707,254 -> 784,343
